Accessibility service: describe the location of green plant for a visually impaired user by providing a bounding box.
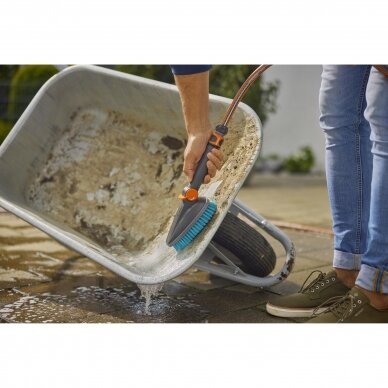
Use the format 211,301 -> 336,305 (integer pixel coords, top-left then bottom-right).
284,146 -> 315,173
266,153 -> 281,161
0,119 -> 12,144
114,65 -> 279,125
209,65 -> 279,125
7,65 -> 58,122
0,65 -> 19,120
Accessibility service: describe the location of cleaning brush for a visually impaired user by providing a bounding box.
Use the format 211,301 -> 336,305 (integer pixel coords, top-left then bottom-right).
166,65 -> 271,251
166,124 -> 228,250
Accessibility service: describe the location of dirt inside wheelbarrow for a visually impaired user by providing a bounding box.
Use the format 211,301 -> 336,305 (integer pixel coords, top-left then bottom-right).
26,108 -> 258,256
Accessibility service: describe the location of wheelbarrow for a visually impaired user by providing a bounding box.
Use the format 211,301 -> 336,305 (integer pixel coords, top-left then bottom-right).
0,65 -> 295,288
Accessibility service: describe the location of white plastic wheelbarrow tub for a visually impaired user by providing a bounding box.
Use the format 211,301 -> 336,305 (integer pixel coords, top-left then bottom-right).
0,65 -> 264,285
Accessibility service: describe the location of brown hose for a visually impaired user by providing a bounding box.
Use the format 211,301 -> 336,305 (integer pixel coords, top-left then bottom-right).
271,220 -> 333,236
222,64 -> 272,126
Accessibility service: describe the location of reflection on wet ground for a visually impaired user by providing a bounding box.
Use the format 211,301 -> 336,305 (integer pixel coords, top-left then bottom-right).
0,209 -> 333,323
0,285 -> 208,323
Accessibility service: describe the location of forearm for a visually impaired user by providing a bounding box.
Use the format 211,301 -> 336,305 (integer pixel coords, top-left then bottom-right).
174,71 -> 211,136
173,69 -> 222,183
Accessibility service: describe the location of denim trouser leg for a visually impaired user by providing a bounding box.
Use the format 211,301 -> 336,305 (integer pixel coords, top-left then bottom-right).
356,67 -> 388,293
319,65 -> 372,270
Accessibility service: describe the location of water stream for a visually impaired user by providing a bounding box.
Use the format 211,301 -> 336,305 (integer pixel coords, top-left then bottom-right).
137,283 -> 164,315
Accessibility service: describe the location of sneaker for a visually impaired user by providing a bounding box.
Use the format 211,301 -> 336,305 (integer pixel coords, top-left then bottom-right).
266,270 -> 349,318
308,287 -> 388,323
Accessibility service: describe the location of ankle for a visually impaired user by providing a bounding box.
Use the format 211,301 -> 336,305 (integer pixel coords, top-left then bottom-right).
355,286 -> 388,310
334,268 -> 359,288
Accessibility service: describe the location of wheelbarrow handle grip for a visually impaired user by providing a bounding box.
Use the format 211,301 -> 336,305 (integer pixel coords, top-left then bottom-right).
190,124 -> 228,190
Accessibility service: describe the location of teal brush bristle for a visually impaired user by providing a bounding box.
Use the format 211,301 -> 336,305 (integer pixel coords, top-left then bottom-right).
173,202 -> 217,251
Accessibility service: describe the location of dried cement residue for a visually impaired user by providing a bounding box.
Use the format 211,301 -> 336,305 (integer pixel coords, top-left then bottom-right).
26,107 -> 259,276
27,108 -> 187,252
212,117 -> 259,211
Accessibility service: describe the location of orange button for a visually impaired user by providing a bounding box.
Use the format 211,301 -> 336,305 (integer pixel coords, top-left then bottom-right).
179,188 -> 199,201
185,188 -> 199,201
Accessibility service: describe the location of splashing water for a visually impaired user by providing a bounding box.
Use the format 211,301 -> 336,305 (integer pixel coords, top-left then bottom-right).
137,283 -> 164,315
0,285 -> 208,323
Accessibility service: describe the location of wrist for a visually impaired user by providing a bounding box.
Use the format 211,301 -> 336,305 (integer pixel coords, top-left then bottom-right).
186,121 -> 212,137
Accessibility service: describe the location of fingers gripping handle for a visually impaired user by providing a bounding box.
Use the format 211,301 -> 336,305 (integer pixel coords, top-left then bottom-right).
190,124 -> 228,190
190,143 -> 216,190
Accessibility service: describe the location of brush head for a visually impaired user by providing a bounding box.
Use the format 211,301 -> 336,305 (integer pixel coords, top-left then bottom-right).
166,198 -> 217,251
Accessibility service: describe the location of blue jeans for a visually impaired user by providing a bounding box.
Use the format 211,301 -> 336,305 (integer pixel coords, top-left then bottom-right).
319,65 -> 388,294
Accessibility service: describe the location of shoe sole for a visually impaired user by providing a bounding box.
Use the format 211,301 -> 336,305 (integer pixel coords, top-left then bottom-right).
266,303 -> 327,318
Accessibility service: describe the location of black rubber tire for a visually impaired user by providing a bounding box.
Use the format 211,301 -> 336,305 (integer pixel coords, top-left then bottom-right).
213,212 -> 276,277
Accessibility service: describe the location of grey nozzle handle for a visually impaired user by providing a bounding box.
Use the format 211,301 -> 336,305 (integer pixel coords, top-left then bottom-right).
190,124 -> 228,190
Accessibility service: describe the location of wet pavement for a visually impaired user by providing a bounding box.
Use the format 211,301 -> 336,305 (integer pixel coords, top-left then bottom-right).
0,175 -> 334,323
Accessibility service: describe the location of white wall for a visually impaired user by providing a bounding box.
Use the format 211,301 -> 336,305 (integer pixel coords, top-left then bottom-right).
261,65 -> 325,171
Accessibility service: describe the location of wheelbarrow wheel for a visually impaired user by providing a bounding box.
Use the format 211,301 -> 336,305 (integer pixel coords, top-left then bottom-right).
213,212 -> 276,277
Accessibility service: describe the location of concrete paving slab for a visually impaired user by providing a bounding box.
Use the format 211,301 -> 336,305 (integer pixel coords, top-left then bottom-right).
162,281 -> 202,297
0,296 -> 104,323
225,284 -> 262,294
189,288 -> 275,316
0,227 -> 48,239
108,296 -> 209,323
0,240 -> 68,253
238,174 -> 331,229
285,230 -> 333,255
0,213 -> 33,228
174,270 -> 236,290
208,307 -> 294,323
0,268 -> 51,289
288,255 -> 330,273
299,248 -> 334,263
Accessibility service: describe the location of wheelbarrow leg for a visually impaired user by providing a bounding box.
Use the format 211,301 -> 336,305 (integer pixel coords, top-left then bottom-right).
194,199 -> 296,288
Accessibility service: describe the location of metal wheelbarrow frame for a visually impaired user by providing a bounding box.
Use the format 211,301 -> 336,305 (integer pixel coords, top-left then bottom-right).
197,199 -> 295,288
0,65 -> 295,287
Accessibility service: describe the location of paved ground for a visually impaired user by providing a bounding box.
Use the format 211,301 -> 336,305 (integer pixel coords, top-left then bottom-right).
239,173 -> 331,229
0,174 -> 334,323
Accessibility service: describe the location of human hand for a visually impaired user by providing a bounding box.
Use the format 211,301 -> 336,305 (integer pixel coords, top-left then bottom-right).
184,131 -> 224,184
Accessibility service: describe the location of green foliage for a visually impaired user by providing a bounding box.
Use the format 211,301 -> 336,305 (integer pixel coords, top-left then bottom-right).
0,65 -> 19,120
115,65 -> 279,125
284,146 -> 315,173
209,65 -> 279,124
266,153 -> 281,161
0,65 -> 19,80
0,119 -> 12,144
7,65 -> 58,122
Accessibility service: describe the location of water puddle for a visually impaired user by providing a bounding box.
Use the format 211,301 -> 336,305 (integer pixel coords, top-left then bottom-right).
0,293 -> 68,323
0,285 -> 208,323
